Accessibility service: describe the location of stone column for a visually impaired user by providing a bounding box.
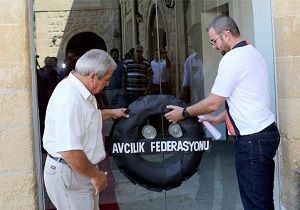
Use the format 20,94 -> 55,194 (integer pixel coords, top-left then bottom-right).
0,0 -> 38,209
274,0 -> 300,209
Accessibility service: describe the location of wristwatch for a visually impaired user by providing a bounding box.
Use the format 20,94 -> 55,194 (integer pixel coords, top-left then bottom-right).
182,107 -> 190,119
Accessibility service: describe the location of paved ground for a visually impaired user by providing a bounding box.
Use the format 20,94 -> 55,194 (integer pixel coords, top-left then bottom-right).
111,140 -> 243,210
44,140 -> 244,210
43,137 -> 283,210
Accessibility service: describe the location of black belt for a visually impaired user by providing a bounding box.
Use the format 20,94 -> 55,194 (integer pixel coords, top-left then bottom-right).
48,154 -> 68,164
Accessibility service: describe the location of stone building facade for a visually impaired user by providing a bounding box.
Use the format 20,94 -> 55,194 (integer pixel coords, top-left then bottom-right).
0,0 -> 299,210
34,0 -> 121,66
119,0 -> 179,92
0,1 -> 37,209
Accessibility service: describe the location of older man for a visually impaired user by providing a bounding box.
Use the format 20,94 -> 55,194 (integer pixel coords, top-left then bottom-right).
43,49 -> 128,210
165,15 -> 280,210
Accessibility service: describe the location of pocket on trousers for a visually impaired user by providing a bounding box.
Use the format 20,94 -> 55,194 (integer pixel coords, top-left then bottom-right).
258,137 -> 280,159
60,165 -> 72,190
45,164 -> 57,175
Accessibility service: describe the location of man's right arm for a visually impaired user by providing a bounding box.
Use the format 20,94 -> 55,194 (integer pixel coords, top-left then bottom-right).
60,150 -> 107,194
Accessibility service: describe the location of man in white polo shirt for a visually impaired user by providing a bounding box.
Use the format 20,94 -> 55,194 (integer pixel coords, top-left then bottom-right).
43,49 -> 128,210
151,48 -> 171,94
165,15 -> 280,210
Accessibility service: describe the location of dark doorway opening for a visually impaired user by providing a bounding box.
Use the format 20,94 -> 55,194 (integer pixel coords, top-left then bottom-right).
66,32 -> 107,56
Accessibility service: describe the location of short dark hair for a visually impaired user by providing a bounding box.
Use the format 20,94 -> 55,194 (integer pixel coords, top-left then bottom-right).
110,48 -> 119,55
207,15 -> 240,37
129,48 -> 135,54
135,45 -> 144,52
51,57 -> 58,62
44,56 -> 51,61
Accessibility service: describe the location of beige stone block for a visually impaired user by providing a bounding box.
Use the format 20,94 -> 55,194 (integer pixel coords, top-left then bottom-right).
285,30 -> 300,56
273,0 -> 287,17
0,125 -> 35,172
280,137 -> 300,168
34,0 -> 118,12
289,56 -> 300,93
0,24 -> 29,70
0,0 -> 26,25
276,56 -> 300,98
278,98 -> 300,138
281,184 -> 300,210
0,90 -> 32,127
0,173 -> 37,210
286,0 -> 300,17
280,137 -> 300,210
284,16 -> 300,32
34,13 -> 49,33
0,68 -> 32,90
276,57 -> 292,98
34,0 -> 73,12
274,17 -> 285,57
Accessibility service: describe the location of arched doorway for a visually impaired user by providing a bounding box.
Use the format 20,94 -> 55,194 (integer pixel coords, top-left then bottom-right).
66,32 -> 107,56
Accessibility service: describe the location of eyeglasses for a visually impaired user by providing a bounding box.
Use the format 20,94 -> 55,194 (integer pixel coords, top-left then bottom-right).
209,30 -> 226,47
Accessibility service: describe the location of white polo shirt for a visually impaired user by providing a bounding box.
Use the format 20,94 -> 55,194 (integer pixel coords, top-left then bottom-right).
211,45 -> 275,135
43,73 -> 106,164
151,59 -> 169,85
182,52 -> 205,102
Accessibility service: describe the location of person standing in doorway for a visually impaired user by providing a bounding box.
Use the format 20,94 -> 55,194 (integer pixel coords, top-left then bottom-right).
43,49 -> 128,210
51,57 -> 63,76
105,48 -> 126,107
37,56 -> 58,153
165,15 -> 280,210
151,48 -> 171,95
179,23 -> 205,104
122,45 -> 152,105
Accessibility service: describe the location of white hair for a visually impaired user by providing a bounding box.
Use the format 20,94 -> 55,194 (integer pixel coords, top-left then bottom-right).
74,49 -> 116,79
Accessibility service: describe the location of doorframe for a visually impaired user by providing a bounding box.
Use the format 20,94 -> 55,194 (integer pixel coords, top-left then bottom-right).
252,0 -> 281,209
27,0 -> 45,209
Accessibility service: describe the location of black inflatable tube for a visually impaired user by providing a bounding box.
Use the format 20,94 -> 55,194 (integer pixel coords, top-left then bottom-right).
111,94 -> 205,191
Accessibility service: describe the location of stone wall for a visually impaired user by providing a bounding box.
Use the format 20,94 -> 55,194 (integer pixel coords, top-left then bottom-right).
274,0 -> 300,209
0,0 -> 37,209
34,0 -> 120,65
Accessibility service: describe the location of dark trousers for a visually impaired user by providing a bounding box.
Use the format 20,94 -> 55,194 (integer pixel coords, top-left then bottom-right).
152,82 -> 171,95
235,123 -> 280,210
